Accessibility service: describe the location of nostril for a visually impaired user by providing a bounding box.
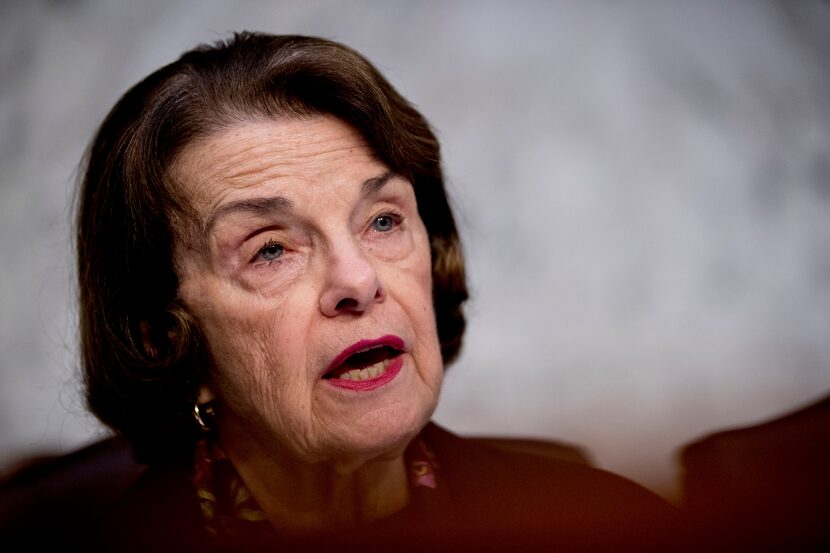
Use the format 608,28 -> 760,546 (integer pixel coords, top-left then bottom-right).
335,297 -> 359,312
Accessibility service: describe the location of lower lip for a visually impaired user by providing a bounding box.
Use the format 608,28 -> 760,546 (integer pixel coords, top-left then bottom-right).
325,356 -> 404,392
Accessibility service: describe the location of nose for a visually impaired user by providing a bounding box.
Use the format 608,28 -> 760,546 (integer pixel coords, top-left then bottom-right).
319,240 -> 385,317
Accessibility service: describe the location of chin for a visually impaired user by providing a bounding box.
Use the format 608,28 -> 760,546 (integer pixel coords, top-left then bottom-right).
334,400 -> 435,462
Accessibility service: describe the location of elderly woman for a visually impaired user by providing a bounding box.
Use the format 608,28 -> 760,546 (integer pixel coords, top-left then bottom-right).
70,33 -> 679,552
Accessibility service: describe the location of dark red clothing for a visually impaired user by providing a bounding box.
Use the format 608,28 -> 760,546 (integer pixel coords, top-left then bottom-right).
4,423 -> 684,552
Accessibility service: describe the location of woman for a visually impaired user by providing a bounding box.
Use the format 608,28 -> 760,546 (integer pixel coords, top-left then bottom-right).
74,33 -> 680,552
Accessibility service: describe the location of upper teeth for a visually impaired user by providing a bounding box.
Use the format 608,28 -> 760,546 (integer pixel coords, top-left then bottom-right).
337,359 -> 390,381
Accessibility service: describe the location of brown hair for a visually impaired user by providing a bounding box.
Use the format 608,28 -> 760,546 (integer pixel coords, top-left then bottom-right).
77,32 -> 468,464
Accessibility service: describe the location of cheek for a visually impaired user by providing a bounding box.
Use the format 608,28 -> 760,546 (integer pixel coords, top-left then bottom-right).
398,254 -> 444,377
186,285 -> 311,400
415,302 -> 443,375
203,309 -> 314,430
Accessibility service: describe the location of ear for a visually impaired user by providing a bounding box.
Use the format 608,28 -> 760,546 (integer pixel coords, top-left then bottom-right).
197,384 -> 216,404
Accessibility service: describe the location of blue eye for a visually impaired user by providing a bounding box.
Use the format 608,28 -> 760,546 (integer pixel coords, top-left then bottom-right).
257,240 -> 284,262
372,214 -> 397,232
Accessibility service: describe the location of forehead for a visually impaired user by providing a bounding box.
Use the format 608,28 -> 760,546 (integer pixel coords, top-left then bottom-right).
170,115 -> 380,218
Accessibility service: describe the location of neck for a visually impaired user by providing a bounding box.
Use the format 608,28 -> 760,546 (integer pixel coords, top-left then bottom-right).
216,424 -> 411,533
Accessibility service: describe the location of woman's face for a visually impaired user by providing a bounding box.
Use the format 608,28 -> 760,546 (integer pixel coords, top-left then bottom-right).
172,115 -> 443,466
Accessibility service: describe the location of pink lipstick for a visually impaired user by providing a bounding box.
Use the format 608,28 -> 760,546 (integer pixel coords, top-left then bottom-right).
323,335 -> 405,391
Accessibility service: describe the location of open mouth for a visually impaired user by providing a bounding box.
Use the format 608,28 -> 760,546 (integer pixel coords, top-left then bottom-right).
323,345 -> 402,381
323,334 -> 406,392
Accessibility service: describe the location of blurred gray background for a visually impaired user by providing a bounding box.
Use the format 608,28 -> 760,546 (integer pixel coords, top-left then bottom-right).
2,0 -> 829,501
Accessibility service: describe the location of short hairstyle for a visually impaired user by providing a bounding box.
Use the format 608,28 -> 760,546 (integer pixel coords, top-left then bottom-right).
77,32 -> 468,464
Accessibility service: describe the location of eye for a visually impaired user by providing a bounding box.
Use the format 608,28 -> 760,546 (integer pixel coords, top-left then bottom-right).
372,213 -> 400,233
255,240 -> 284,263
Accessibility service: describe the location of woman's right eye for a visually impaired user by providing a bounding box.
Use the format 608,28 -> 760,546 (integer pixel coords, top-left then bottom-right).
254,240 -> 284,263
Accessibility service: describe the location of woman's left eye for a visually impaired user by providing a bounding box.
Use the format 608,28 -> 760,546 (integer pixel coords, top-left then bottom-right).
372,213 -> 399,232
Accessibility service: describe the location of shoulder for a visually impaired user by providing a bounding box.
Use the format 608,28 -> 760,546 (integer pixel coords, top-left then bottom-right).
95,461 -> 212,553
423,422 -> 668,505
418,423 -> 685,552
0,437 -> 210,553
0,436 -> 148,551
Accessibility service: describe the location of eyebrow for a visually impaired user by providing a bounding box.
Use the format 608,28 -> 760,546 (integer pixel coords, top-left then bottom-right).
362,171 -> 394,196
203,196 -> 295,238
202,171 -> 395,238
